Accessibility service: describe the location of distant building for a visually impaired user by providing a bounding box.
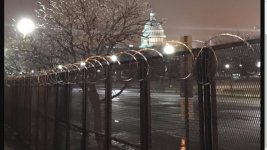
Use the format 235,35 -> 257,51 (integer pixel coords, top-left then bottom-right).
139,11 -> 166,49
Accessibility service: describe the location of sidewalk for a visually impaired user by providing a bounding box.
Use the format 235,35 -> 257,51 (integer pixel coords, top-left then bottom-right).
4,124 -> 31,150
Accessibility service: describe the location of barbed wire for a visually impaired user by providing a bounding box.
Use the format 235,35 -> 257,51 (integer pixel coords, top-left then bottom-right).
5,33 -> 257,85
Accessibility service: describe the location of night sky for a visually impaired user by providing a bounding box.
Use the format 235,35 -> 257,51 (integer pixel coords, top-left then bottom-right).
5,0 -> 260,42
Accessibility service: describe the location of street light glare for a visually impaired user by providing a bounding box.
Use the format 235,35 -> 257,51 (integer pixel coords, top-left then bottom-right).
256,61 -> 260,68
58,65 -> 63,70
225,64 -> 230,69
110,55 -> 118,62
80,62 -> 86,67
164,44 -> 175,54
17,18 -> 35,37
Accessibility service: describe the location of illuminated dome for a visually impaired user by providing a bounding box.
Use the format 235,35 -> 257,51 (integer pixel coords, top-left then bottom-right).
140,11 -> 166,48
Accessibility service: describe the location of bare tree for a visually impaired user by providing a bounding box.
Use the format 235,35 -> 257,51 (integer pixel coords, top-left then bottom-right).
5,0 -> 149,148
37,0 -> 148,58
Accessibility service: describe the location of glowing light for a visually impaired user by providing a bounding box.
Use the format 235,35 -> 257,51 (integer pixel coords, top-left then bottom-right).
163,44 -> 175,54
110,55 -> 117,62
114,120 -> 119,123
17,18 -> 35,37
58,65 -> 63,70
129,44 -> 133,47
80,62 -> 86,67
225,64 -> 230,69
19,72 -> 23,75
31,70 -> 34,73
256,61 -> 260,68
97,70 -> 101,72
112,97 -> 120,101
239,64 -> 242,67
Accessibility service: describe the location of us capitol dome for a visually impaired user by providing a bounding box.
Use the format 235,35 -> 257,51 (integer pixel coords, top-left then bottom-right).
139,11 -> 166,48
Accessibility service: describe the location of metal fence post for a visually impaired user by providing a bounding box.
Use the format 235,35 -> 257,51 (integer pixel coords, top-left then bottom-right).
15,80 -> 20,132
54,76 -> 59,150
140,60 -> 151,150
105,65 -> 112,150
44,83 -> 48,150
66,72 -> 71,150
24,77 -> 30,145
197,47 -> 218,150
211,80 -> 218,150
179,35 -> 193,149
82,69 -> 88,150
12,81 -> 15,129
198,81 -> 205,150
28,77 -> 32,146
36,77 -> 40,150
22,77 -> 26,140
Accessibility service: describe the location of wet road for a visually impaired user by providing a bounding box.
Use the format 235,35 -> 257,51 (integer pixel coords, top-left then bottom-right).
70,88 -> 261,150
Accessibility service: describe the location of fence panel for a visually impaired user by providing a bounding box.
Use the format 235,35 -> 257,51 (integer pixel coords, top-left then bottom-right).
109,61 -> 143,150
69,71 -> 84,150
38,85 -> 46,150
4,38 -> 261,150
30,85 -> 38,148
47,85 -> 57,150
85,66 -> 107,150
24,78 -> 32,144
214,43 -> 261,150
56,84 -> 68,150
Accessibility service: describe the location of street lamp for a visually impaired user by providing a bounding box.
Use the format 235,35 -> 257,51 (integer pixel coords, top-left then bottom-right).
57,65 -> 63,70
163,44 -> 175,55
256,61 -> 260,68
110,55 -> 118,62
17,18 -> 35,37
80,61 -> 86,67
225,64 -> 230,69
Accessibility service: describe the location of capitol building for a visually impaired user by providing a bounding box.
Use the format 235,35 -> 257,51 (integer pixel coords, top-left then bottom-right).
139,11 -> 166,49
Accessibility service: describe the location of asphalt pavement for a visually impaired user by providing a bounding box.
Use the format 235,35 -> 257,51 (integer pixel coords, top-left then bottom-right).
69,88 -> 260,150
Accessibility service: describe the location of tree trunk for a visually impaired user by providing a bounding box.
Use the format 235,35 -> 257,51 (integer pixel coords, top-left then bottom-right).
87,83 -> 104,149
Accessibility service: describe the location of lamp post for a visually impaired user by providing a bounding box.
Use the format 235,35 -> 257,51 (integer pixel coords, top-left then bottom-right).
163,44 -> 175,55
161,43 -> 176,91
